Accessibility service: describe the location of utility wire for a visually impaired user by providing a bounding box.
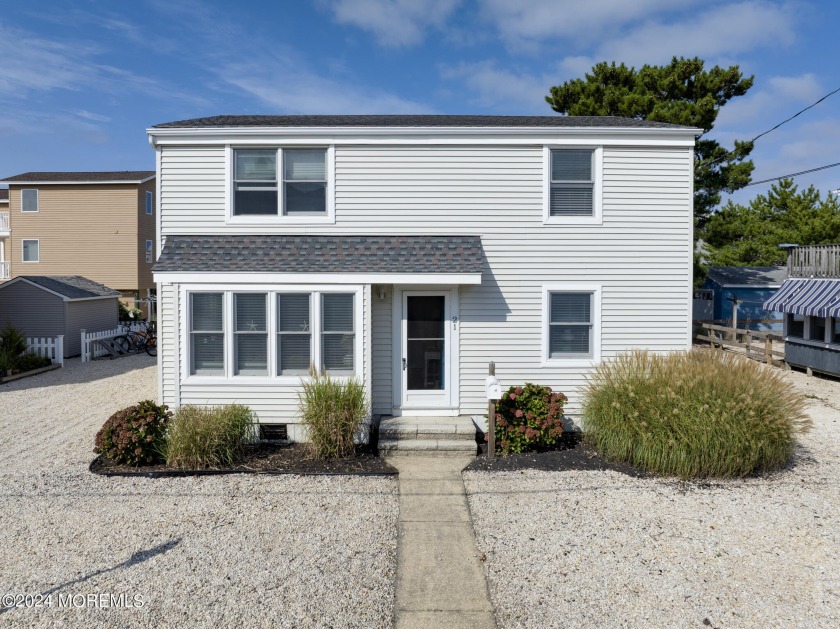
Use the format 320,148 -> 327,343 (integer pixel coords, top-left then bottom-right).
703,85 -> 840,167
744,161 -> 840,186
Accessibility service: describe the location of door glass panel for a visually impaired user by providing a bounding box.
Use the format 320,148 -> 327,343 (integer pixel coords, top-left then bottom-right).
406,296 -> 445,391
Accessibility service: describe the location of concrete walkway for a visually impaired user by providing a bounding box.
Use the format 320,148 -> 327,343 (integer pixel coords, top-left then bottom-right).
390,456 -> 496,629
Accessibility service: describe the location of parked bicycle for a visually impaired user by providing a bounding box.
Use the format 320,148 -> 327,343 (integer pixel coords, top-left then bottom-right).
114,320 -> 157,357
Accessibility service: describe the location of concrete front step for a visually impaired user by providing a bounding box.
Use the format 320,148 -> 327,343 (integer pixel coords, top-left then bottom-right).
379,438 -> 478,456
378,416 -> 480,455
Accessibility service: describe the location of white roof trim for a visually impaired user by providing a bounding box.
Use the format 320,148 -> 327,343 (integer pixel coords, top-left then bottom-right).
4,176 -> 155,185
154,271 -> 483,285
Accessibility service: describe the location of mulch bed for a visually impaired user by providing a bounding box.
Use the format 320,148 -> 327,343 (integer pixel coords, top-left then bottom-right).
466,434 -> 647,478
90,443 -> 398,477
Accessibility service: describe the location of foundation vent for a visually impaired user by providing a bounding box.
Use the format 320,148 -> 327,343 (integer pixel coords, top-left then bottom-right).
259,424 -> 288,441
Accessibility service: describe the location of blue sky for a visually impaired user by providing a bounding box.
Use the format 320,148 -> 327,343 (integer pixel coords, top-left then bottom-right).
1,0 -> 838,206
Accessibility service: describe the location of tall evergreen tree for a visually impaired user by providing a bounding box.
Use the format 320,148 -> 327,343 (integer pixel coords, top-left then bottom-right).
546,57 -> 754,226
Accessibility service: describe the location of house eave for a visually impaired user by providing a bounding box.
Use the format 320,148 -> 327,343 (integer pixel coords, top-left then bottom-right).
153,272 -> 483,285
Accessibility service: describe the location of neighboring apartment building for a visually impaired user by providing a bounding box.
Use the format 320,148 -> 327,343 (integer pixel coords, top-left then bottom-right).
147,115 -> 699,441
0,188 -> 9,280
0,171 -> 156,305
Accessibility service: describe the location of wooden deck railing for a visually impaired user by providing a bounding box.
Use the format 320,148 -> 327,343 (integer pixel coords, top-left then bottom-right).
694,322 -> 786,365
0,261 -> 8,280
788,244 -> 840,278
0,211 -> 8,233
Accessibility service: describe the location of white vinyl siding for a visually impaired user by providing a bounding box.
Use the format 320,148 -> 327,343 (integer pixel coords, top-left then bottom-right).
159,143 -> 692,419
371,285 -> 393,414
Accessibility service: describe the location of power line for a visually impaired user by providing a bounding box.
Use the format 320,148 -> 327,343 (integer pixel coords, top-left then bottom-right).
745,161 -> 840,186
703,85 -> 840,167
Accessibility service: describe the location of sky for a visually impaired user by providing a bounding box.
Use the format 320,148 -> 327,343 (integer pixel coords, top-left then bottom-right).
1,0 -> 839,207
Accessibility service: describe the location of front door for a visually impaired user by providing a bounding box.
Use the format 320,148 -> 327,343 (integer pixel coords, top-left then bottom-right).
399,291 -> 452,410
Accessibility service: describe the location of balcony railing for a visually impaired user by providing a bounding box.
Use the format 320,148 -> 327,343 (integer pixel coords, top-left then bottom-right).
0,261 -> 9,280
0,211 -> 8,233
788,244 -> 840,278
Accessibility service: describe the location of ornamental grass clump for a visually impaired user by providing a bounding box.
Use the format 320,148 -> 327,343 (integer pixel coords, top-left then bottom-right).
495,383 -> 567,454
165,404 -> 255,469
94,400 -> 172,466
582,349 -> 811,478
298,368 -> 369,459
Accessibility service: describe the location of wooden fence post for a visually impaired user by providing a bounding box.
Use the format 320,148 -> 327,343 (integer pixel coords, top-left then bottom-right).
488,361 -> 496,460
765,336 -> 772,364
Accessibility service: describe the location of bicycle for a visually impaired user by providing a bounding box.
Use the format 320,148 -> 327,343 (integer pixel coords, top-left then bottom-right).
114,320 -> 157,357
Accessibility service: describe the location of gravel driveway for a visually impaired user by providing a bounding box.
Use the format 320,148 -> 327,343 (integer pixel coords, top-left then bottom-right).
465,368 -> 840,628
0,356 -> 398,628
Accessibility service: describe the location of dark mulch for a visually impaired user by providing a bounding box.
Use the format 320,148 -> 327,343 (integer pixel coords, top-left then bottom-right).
465,434 -> 647,478
90,443 -> 398,478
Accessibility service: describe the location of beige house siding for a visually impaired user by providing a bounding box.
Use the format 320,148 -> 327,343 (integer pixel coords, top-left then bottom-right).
8,182 -> 153,294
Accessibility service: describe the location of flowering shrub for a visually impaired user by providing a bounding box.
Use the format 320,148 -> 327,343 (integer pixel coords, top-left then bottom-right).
494,383 -> 567,454
94,400 -> 172,465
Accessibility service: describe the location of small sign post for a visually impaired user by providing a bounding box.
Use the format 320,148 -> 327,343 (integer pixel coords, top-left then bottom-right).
485,361 -> 501,459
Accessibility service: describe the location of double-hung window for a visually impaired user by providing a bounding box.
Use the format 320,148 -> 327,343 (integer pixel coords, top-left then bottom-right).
232,148 -> 328,217
191,293 -> 224,375
322,293 -> 355,374
234,293 -> 268,376
543,288 -> 599,362
550,149 -> 595,217
22,239 -> 39,262
21,189 -> 38,213
277,294 -> 311,375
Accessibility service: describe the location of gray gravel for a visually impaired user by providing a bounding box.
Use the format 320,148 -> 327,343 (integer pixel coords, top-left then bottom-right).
464,368 -> 840,628
0,356 -> 398,628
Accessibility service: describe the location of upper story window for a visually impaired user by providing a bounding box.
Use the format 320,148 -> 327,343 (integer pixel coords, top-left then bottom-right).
145,191 -> 153,215
21,189 -> 38,213
544,147 -> 602,224
232,148 -> 330,219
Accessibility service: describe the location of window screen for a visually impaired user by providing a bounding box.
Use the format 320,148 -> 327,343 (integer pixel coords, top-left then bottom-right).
191,293 -> 224,375
234,149 -> 277,215
277,293 -> 311,375
549,292 -> 592,357
550,149 -> 594,217
234,293 -> 267,376
322,293 -> 354,373
284,149 -> 326,215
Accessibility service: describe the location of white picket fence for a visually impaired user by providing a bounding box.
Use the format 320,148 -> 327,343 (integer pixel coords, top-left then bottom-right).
25,336 -> 64,367
80,322 -> 147,363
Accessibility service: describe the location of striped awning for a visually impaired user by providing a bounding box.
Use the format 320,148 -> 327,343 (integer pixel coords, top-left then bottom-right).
764,278 -> 840,317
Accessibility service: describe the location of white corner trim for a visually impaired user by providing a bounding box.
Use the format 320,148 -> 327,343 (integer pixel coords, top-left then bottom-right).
541,283 -> 602,367
543,145 -> 603,226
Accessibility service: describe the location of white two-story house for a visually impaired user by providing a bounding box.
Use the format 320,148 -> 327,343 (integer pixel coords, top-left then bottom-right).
148,115 -> 699,442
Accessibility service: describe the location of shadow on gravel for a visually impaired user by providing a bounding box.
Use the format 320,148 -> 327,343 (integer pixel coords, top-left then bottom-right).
0,354 -> 155,392
0,537 -> 181,615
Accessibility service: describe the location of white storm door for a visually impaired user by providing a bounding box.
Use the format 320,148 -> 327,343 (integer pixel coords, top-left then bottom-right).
400,291 -> 451,409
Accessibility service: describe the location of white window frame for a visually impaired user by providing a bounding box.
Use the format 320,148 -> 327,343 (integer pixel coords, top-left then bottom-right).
21,189 -> 39,213
225,146 -> 336,225
180,285 -> 362,385
21,238 -> 40,263
233,292 -> 269,377
541,284 -> 601,366
145,190 -> 153,215
189,291 -> 225,376
543,146 -> 603,225
145,239 -> 153,263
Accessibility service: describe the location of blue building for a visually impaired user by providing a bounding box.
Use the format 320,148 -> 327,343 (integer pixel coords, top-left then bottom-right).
702,266 -> 787,331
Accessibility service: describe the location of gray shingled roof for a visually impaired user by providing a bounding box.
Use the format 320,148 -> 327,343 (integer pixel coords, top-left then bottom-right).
707,266 -> 788,287
152,114 -> 693,130
9,276 -> 122,299
1,171 -> 155,183
154,235 -> 484,274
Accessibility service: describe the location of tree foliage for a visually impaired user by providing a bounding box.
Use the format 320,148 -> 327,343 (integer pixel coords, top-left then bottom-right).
702,179 -> 840,266
546,57 -> 754,225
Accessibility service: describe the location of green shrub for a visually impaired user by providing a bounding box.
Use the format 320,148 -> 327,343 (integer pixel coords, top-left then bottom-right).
494,383 -> 567,454
582,349 -> 812,478
13,352 -> 52,372
165,404 -> 255,469
118,301 -> 142,321
94,400 -> 172,466
0,323 -> 26,364
298,369 -> 369,459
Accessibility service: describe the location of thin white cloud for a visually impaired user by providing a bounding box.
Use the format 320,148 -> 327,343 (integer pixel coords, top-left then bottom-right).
440,60 -> 558,112
75,110 -> 112,123
220,56 -> 434,114
597,1 -> 796,66
320,0 -> 462,47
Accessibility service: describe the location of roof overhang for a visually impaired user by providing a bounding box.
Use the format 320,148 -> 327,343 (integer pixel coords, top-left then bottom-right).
0,277 -> 121,301
154,272 -> 481,285
3,176 -> 155,185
